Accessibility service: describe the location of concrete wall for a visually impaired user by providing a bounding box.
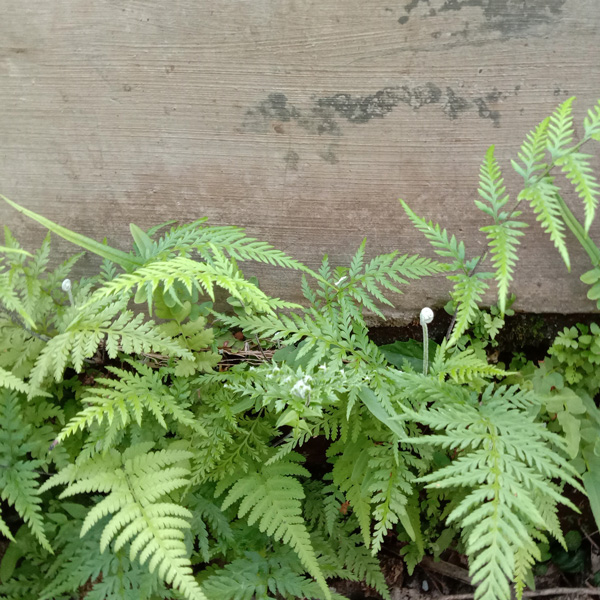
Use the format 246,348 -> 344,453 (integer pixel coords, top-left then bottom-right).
1,0 -> 599,320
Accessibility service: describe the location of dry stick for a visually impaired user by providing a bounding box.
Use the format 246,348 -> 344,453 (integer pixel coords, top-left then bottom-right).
420,556 -> 472,586
440,589 -> 600,600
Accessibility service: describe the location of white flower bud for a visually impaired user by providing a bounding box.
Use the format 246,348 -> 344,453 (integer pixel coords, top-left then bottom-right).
61,278 -> 72,292
420,306 -> 434,325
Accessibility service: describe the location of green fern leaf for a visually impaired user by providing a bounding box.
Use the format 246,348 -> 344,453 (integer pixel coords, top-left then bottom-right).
220,454 -> 330,599
546,97 -> 575,159
511,117 -> 550,184
40,444 -> 205,600
518,177 -> 570,270
406,385 -> 581,600
448,272 -> 490,344
29,305 -> 191,391
556,152 -> 600,232
476,146 -> 527,313
368,443 -> 413,554
56,362 -> 205,444
0,391 -> 52,551
584,99 -> 600,141
0,367 -> 33,396
86,254 -> 296,316
400,200 -> 465,269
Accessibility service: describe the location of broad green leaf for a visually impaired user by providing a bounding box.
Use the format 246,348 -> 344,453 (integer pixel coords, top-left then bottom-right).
1,195 -> 143,270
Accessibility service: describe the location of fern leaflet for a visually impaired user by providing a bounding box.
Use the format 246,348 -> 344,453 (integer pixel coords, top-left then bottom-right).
556,152 -> 600,232
511,117 -> 550,185
40,443 -> 206,600
0,390 -> 52,551
518,176 -> 570,270
220,454 -> 331,599
546,97 -> 575,159
405,385 -> 581,600
476,146 -> 527,313
448,272 -> 490,344
584,99 -> 600,141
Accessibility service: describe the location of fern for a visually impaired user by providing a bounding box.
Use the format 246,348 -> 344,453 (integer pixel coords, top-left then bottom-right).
0,390 -> 52,551
546,97 -> 575,159
584,99 -> 600,141
432,344 -> 507,386
400,200 -> 466,270
202,551 -> 342,600
219,453 -> 331,599
40,443 -> 206,600
87,252 -> 297,316
404,385 -> 581,600
447,272 -> 491,344
476,146 -> 527,313
29,300 -> 192,391
0,366 -> 38,396
518,176 -> 570,270
368,442 -> 413,554
56,360 -> 205,446
511,117 -> 550,184
556,152 -> 600,231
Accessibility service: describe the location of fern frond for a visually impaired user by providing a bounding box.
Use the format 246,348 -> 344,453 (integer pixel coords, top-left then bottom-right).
433,346 -> 507,385
518,177 -> 570,270
333,529 -> 390,599
329,438 -> 373,550
220,454 -> 330,599
400,200 -> 466,269
202,551 -> 340,600
0,391 -> 52,551
584,99 -> 600,141
0,366 -> 33,395
29,305 -> 191,391
406,385 -> 581,600
40,444 -> 206,600
511,117 -> 550,184
546,97 -> 575,159
476,146 -> 527,313
56,361 -> 205,445
87,254 -> 295,315
368,443 -> 413,554
556,152 -> 600,232
448,272 -> 490,344
0,271 -> 36,329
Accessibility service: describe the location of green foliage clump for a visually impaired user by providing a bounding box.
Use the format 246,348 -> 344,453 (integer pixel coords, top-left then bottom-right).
0,96 -> 599,600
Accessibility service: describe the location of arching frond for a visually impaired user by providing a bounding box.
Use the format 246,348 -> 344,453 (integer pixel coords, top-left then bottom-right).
41,444 -> 206,600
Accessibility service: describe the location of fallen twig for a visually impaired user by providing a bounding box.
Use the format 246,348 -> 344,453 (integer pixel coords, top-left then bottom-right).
421,556 -> 472,586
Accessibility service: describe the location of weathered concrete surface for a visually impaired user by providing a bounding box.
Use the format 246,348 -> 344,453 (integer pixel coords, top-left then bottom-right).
1,0 -> 599,320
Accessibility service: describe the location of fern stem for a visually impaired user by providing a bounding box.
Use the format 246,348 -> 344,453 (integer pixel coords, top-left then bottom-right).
420,307 -> 434,375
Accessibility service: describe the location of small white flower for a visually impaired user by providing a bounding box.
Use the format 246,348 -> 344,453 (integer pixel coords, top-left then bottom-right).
61,279 -> 72,292
290,376 -> 312,400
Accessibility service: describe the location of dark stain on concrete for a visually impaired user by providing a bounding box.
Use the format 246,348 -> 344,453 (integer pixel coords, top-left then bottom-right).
317,83 -> 442,124
398,0 -> 566,38
439,0 -> 567,34
473,97 -> 500,127
252,92 -> 298,123
405,0 -> 430,12
244,84 -> 508,164
443,87 -> 470,120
